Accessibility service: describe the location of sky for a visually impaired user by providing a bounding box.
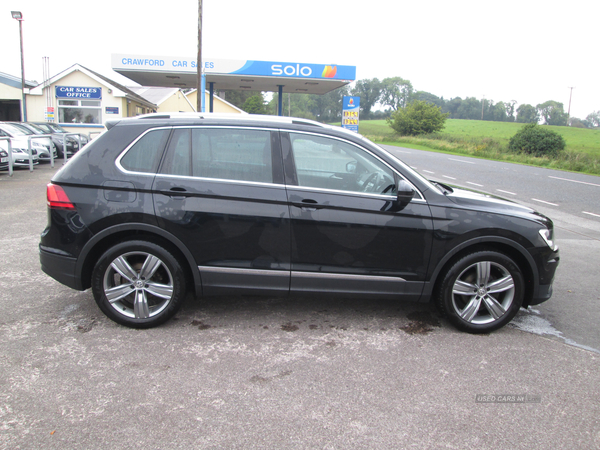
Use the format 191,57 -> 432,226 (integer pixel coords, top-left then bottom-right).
1,0 -> 598,119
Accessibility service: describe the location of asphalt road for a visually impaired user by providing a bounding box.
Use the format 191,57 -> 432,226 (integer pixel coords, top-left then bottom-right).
1,161 -> 599,449
383,145 -> 600,354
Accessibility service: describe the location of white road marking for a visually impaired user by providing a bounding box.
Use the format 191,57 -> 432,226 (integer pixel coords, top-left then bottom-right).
448,158 -> 475,164
422,170 -> 435,174
583,211 -> 600,218
466,181 -> 483,187
549,176 -> 600,188
532,198 -> 559,207
497,189 -> 517,196
443,175 -> 456,180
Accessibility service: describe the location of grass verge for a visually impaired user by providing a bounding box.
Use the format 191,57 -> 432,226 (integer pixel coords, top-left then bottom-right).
356,120 -> 600,176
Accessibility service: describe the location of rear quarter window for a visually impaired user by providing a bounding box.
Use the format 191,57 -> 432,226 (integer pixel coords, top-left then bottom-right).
120,128 -> 171,173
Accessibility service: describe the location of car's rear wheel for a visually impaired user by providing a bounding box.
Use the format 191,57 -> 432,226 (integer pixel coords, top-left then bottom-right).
91,240 -> 186,328
437,250 -> 524,333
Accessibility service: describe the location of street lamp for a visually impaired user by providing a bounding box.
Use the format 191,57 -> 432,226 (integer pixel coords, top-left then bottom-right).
11,11 -> 27,122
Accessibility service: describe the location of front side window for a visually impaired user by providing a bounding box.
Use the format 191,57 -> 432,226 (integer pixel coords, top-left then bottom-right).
289,133 -> 396,196
58,99 -> 101,124
160,128 -> 273,183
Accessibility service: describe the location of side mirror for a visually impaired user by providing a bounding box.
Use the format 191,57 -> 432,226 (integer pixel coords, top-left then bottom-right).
346,160 -> 357,174
397,179 -> 415,203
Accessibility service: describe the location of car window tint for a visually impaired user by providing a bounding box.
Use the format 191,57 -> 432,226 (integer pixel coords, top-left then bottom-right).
120,129 -> 170,173
289,133 -> 396,196
161,128 -> 273,183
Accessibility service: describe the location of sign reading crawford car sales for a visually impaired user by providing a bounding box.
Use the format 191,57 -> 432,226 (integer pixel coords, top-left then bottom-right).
55,86 -> 102,99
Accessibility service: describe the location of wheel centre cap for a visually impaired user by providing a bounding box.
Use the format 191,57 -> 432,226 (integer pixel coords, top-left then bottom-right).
477,287 -> 487,296
134,280 -> 145,289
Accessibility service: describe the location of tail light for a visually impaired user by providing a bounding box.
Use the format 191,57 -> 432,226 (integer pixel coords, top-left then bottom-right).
47,183 -> 76,210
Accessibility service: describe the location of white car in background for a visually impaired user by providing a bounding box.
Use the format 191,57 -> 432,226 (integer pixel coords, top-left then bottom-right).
0,123 -> 41,167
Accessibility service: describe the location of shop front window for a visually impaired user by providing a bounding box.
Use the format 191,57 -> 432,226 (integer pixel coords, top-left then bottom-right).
58,99 -> 102,124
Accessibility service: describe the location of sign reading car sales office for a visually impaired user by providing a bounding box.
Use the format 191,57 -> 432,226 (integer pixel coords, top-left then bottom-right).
56,86 -> 102,99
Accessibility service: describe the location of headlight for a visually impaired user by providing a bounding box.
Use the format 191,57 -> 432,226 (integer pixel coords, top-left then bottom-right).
12,148 -> 26,153
539,229 -> 558,251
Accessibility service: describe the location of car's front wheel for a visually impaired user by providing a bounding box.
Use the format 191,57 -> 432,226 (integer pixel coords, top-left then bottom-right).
437,250 -> 524,333
91,240 -> 186,328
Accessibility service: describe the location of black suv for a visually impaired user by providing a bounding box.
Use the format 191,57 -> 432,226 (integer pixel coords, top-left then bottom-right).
40,113 -> 559,332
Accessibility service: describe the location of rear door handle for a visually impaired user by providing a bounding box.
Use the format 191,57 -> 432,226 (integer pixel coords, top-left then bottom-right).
161,187 -> 188,199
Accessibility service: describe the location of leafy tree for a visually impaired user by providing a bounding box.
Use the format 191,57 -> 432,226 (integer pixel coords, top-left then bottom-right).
508,123 -> 566,156
380,77 -> 414,110
351,78 -> 382,119
414,91 -> 444,108
568,117 -> 587,128
505,100 -> 517,122
536,100 -> 568,126
516,104 -> 539,123
584,111 -> 600,128
242,93 -> 267,114
219,90 -> 258,109
387,100 -> 449,136
456,97 -> 482,120
443,97 -> 463,118
267,93 -> 316,120
311,86 -> 349,122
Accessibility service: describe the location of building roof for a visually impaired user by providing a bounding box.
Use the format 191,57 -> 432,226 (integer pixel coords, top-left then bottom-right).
28,64 -> 157,109
0,71 -> 38,89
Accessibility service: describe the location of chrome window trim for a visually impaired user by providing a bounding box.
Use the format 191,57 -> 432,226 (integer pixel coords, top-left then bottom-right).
287,130 -> 425,201
116,125 -> 279,177
154,172 -> 286,190
285,183 -> 427,203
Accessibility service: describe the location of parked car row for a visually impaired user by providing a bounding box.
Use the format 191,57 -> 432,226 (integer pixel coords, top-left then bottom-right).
0,121 -> 90,170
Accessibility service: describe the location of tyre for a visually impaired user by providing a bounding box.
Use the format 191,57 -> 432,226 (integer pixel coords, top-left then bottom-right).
437,250 -> 524,333
91,240 -> 186,328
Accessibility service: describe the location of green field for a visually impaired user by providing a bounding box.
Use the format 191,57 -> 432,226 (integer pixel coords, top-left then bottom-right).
353,119 -> 600,175
358,119 -> 600,155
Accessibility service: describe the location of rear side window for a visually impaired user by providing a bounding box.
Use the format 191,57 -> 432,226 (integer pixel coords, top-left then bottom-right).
160,128 -> 273,183
120,129 -> 171,173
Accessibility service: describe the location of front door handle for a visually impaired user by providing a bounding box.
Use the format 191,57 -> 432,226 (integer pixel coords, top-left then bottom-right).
292,199 -> 324,211
161,187 -> 188,200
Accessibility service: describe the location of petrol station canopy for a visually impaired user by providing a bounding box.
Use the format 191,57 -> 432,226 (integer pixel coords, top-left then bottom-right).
111,54 -> 356,95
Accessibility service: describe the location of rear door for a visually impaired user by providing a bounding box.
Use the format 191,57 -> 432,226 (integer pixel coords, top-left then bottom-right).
282,131 -> 433,300
152,126 -> 291,296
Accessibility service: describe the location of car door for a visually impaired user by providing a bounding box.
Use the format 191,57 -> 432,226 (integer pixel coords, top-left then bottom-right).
152,126 -> 291,296
281,131 -> 433,300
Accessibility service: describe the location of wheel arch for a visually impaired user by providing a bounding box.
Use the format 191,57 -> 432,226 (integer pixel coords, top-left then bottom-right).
424,236 -> 538,307
76,223 -> 202,297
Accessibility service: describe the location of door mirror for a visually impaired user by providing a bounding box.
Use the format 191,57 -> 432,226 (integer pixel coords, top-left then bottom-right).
346,160 -> 357,174
397,179 -> 415,203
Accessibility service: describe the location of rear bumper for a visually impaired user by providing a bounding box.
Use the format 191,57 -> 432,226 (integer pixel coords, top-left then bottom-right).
39,245 -> 83,291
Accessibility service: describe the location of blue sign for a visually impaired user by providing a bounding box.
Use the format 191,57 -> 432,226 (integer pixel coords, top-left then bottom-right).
342,96 -> 360,133
232,61 -> 356,80
105,107 -> 119,114
56,86 -> 102,99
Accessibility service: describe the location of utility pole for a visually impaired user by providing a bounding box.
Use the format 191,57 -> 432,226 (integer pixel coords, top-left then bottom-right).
567,87 -> 575,122
196,0 -> 203,113
481,95 -> 485,120
11,11 -> 27,122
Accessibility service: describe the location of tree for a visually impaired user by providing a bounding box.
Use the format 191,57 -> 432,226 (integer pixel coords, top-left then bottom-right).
508,123 -> 566,156
351,78 -> 382,119
536,100 -> 568,126
456,97 -> 482,120
242,93 -> 267,114
505,100 -> 517,122
380,77 -> 414,110
414,91 -> 444,108
219,90 -> 258,109
443,97 -> 463,118
311,86 -> 349,122
387,100 -> 449,136
516,104 -> 539,123
584,111 -> 600,128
